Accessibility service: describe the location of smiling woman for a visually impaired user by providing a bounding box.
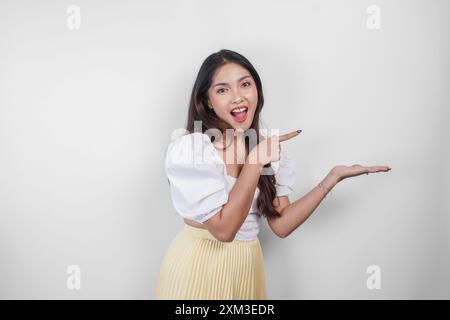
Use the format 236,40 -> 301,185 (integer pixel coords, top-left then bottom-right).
207,64 -> 257,127
154,49 -> 391,300
155,49 -> 287,299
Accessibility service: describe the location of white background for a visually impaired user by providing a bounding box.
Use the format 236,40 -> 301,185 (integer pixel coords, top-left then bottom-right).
0,0 -> 449,299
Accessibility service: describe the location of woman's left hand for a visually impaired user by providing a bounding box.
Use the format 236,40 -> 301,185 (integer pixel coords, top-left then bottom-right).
331,164 -> 391,183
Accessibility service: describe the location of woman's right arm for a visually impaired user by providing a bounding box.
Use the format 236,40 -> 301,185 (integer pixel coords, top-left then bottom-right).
203,158 -> 263,242
203,130 -> 301,242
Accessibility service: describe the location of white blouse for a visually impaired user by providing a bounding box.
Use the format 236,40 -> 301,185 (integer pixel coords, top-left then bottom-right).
164,132 -> 296,241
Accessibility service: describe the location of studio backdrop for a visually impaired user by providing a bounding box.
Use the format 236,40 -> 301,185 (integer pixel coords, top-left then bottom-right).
0,0 -> 448,299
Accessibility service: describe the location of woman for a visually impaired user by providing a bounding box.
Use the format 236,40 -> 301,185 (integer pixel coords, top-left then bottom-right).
155,49 -> 391,299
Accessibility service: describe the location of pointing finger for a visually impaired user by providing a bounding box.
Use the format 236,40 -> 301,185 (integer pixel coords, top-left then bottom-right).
278,130 -> 302,142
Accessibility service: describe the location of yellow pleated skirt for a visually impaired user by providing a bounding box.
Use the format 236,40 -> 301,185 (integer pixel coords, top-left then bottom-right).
155,224 -> 267,300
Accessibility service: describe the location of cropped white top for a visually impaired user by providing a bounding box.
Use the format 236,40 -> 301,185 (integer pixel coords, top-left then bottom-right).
164,132 -> 296,241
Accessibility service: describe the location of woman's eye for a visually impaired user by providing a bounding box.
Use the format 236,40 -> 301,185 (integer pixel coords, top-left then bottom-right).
217,82 -> 250,94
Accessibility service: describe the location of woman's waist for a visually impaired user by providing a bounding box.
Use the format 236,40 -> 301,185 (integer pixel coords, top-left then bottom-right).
181,223 -> 259,243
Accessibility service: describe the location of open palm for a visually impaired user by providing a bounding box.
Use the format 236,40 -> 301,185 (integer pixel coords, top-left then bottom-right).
331,164 -> 391,183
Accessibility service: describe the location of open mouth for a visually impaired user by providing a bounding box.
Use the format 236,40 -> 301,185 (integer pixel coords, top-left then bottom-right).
230,106 -> 248,123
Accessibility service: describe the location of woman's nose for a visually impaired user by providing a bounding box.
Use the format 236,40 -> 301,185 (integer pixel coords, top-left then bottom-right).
232,95 -> 244,105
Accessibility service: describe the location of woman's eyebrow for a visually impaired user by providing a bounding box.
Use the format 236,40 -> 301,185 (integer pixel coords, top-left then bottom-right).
212,75 -> 252,88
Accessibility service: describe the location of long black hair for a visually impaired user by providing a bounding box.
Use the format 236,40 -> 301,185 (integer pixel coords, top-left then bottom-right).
186,49 -> 281,219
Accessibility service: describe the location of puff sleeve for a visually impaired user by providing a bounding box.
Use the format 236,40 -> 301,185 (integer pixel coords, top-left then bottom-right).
274,149 -> 296,197
165,132 -> 229,223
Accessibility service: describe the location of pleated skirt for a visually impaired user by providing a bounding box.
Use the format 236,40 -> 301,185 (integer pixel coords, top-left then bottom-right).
155,224 -> 267,300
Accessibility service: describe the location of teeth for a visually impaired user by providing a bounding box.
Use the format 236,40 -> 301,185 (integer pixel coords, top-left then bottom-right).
231,107 -> 247,113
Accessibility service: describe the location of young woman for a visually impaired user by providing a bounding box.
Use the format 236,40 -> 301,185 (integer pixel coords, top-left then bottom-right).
155,49 -> 391,300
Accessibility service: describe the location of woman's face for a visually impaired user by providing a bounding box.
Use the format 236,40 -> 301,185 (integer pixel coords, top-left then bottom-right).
207,62 -> 258,131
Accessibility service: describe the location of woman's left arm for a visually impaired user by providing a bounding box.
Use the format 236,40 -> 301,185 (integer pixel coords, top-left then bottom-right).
267,164 -> 391,238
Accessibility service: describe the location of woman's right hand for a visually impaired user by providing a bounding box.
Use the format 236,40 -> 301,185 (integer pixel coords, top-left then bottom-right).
248,130 -> 301,166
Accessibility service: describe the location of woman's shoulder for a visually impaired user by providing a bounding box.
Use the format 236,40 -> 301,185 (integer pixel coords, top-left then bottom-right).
169,131 -> 210,147
164,132 -> 229,224
166,132 -> 223,166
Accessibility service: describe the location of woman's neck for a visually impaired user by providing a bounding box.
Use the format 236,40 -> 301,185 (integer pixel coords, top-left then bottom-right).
214,130 -> 244,149
213,131 -> 247,165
